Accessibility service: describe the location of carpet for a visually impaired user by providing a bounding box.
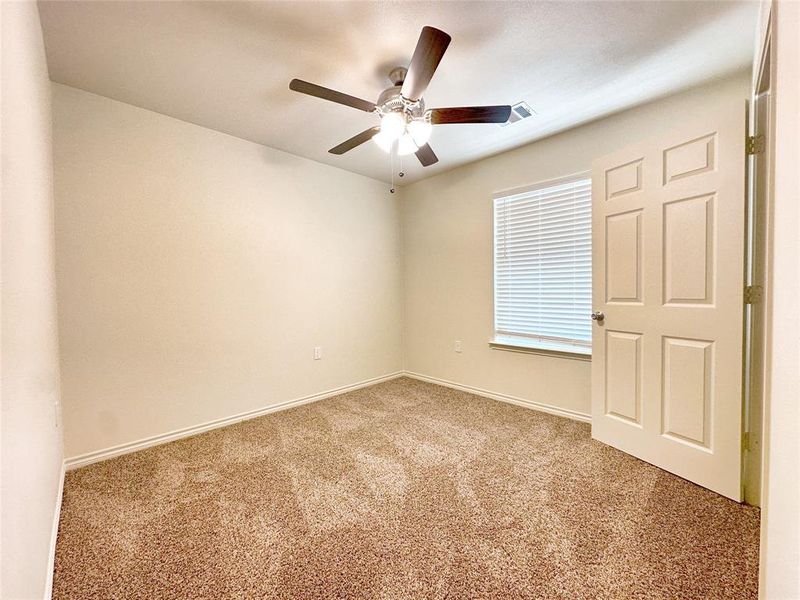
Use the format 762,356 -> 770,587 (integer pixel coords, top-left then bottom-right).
53,377 -> 760,599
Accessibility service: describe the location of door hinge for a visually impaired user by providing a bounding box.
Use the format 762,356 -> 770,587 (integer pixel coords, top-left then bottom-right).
746,135 -> 765,155
744,285 -> 763,304
743,432 -> 751,451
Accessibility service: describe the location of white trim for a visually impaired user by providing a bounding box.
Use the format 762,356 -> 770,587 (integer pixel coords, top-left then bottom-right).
64,372 -> 403,470
489,336 -> 591,360
492,170 -> 592,200
403,371 -> 592,423
44,461 -> 66,599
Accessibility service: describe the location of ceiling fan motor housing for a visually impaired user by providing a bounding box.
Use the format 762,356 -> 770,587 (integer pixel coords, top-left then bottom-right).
377,73 -> 426,120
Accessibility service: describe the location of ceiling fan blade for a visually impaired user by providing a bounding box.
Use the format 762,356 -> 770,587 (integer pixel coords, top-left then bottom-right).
429,105 -> 512,124
401,26 -> 451,102
415,143 -> 439,167
289,79 -> 376,113
328,127 -> 381,155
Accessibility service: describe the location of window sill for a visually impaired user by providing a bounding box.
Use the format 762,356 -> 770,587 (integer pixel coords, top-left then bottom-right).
489,337 -> 592,361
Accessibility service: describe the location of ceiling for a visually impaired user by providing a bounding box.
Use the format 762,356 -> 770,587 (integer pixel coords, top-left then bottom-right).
38,1 -> 758,185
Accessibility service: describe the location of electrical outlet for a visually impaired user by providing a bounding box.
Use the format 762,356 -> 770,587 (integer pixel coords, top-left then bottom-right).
314,346 -> 322,360
454,340 -> 462,353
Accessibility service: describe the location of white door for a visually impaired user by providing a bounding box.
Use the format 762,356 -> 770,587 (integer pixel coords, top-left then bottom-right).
591,99 -> 746,501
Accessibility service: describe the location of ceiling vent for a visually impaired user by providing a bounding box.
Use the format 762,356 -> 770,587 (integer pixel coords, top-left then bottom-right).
499,101 -> 535,127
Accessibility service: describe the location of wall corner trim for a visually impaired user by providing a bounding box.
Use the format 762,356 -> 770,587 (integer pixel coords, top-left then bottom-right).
403,371 -> 592,423
64,372 -> 404,470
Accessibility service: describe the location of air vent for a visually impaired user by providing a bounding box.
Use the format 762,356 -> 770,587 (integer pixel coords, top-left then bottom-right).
499,101 -> 536,127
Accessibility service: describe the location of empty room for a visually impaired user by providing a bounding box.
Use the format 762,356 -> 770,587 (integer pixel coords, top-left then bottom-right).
2,0 -> 798,598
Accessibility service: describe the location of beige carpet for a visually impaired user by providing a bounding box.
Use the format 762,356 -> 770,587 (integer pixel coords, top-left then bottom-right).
54,377 -> 759,599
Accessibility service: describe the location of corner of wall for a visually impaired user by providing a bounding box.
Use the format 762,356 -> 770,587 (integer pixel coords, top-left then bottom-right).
397,186 -> 408,374
1,2 -> 66,598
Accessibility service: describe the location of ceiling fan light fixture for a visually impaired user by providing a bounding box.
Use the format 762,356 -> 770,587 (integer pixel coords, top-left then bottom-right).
408,119 -> 432,146
397,133 -> 419,156
372,130 -> 394,153
379,112 -> 406,141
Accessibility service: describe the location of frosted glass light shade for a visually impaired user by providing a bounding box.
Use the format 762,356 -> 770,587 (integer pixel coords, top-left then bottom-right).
397,133 -> 418,156
372,131 -> 394,153
408,120 -> 432,146
380,112 -> 405,141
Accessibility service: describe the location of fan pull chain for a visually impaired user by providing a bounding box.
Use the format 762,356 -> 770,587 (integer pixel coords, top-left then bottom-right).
390,148 -> 395,193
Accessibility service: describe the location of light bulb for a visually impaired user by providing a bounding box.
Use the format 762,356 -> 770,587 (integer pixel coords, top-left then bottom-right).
372,130 -> 394,153
380,112 -> 405,141
397,133 -> 418,156
408,120 -> 432,146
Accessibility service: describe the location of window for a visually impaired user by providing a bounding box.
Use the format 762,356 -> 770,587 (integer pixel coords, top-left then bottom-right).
492,173 -> 592,356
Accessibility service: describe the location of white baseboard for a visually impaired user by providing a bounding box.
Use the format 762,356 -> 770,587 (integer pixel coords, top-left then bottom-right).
44,460 -> 66,599
403,371 -> 592,424
63,369 -> 589,470
64,371 -> 403,470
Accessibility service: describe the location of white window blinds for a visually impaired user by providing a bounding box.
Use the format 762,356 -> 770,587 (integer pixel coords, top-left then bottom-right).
493,174 -> 592,351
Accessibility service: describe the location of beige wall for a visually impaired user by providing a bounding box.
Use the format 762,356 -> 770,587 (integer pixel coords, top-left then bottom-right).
52,84 -> 402,459
401,71 -> 751,417
1,3 -> 65,598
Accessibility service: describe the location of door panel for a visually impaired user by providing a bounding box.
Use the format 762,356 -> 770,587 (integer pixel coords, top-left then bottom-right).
605,159 -> 643,199
661,336 -> 713,449
663,133 -> 716,183
605,330 -> 643,425
662,194 -> 715,305
606,210 -> 643,303
591,99 -> 745,500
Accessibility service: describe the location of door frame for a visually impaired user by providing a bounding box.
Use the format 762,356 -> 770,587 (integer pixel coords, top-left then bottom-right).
742,20 -> 772,508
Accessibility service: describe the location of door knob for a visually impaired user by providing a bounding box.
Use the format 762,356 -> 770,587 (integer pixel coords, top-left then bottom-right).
591,311 -> 605,322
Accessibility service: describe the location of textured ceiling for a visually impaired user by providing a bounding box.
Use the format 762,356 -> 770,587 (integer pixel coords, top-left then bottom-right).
38,1 -> 758,184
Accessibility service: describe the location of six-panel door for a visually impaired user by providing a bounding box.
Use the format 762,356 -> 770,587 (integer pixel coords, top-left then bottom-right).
591,99 -> 745,501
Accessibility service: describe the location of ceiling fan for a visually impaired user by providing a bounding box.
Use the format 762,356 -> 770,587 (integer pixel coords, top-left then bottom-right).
288,26 -> 512,168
